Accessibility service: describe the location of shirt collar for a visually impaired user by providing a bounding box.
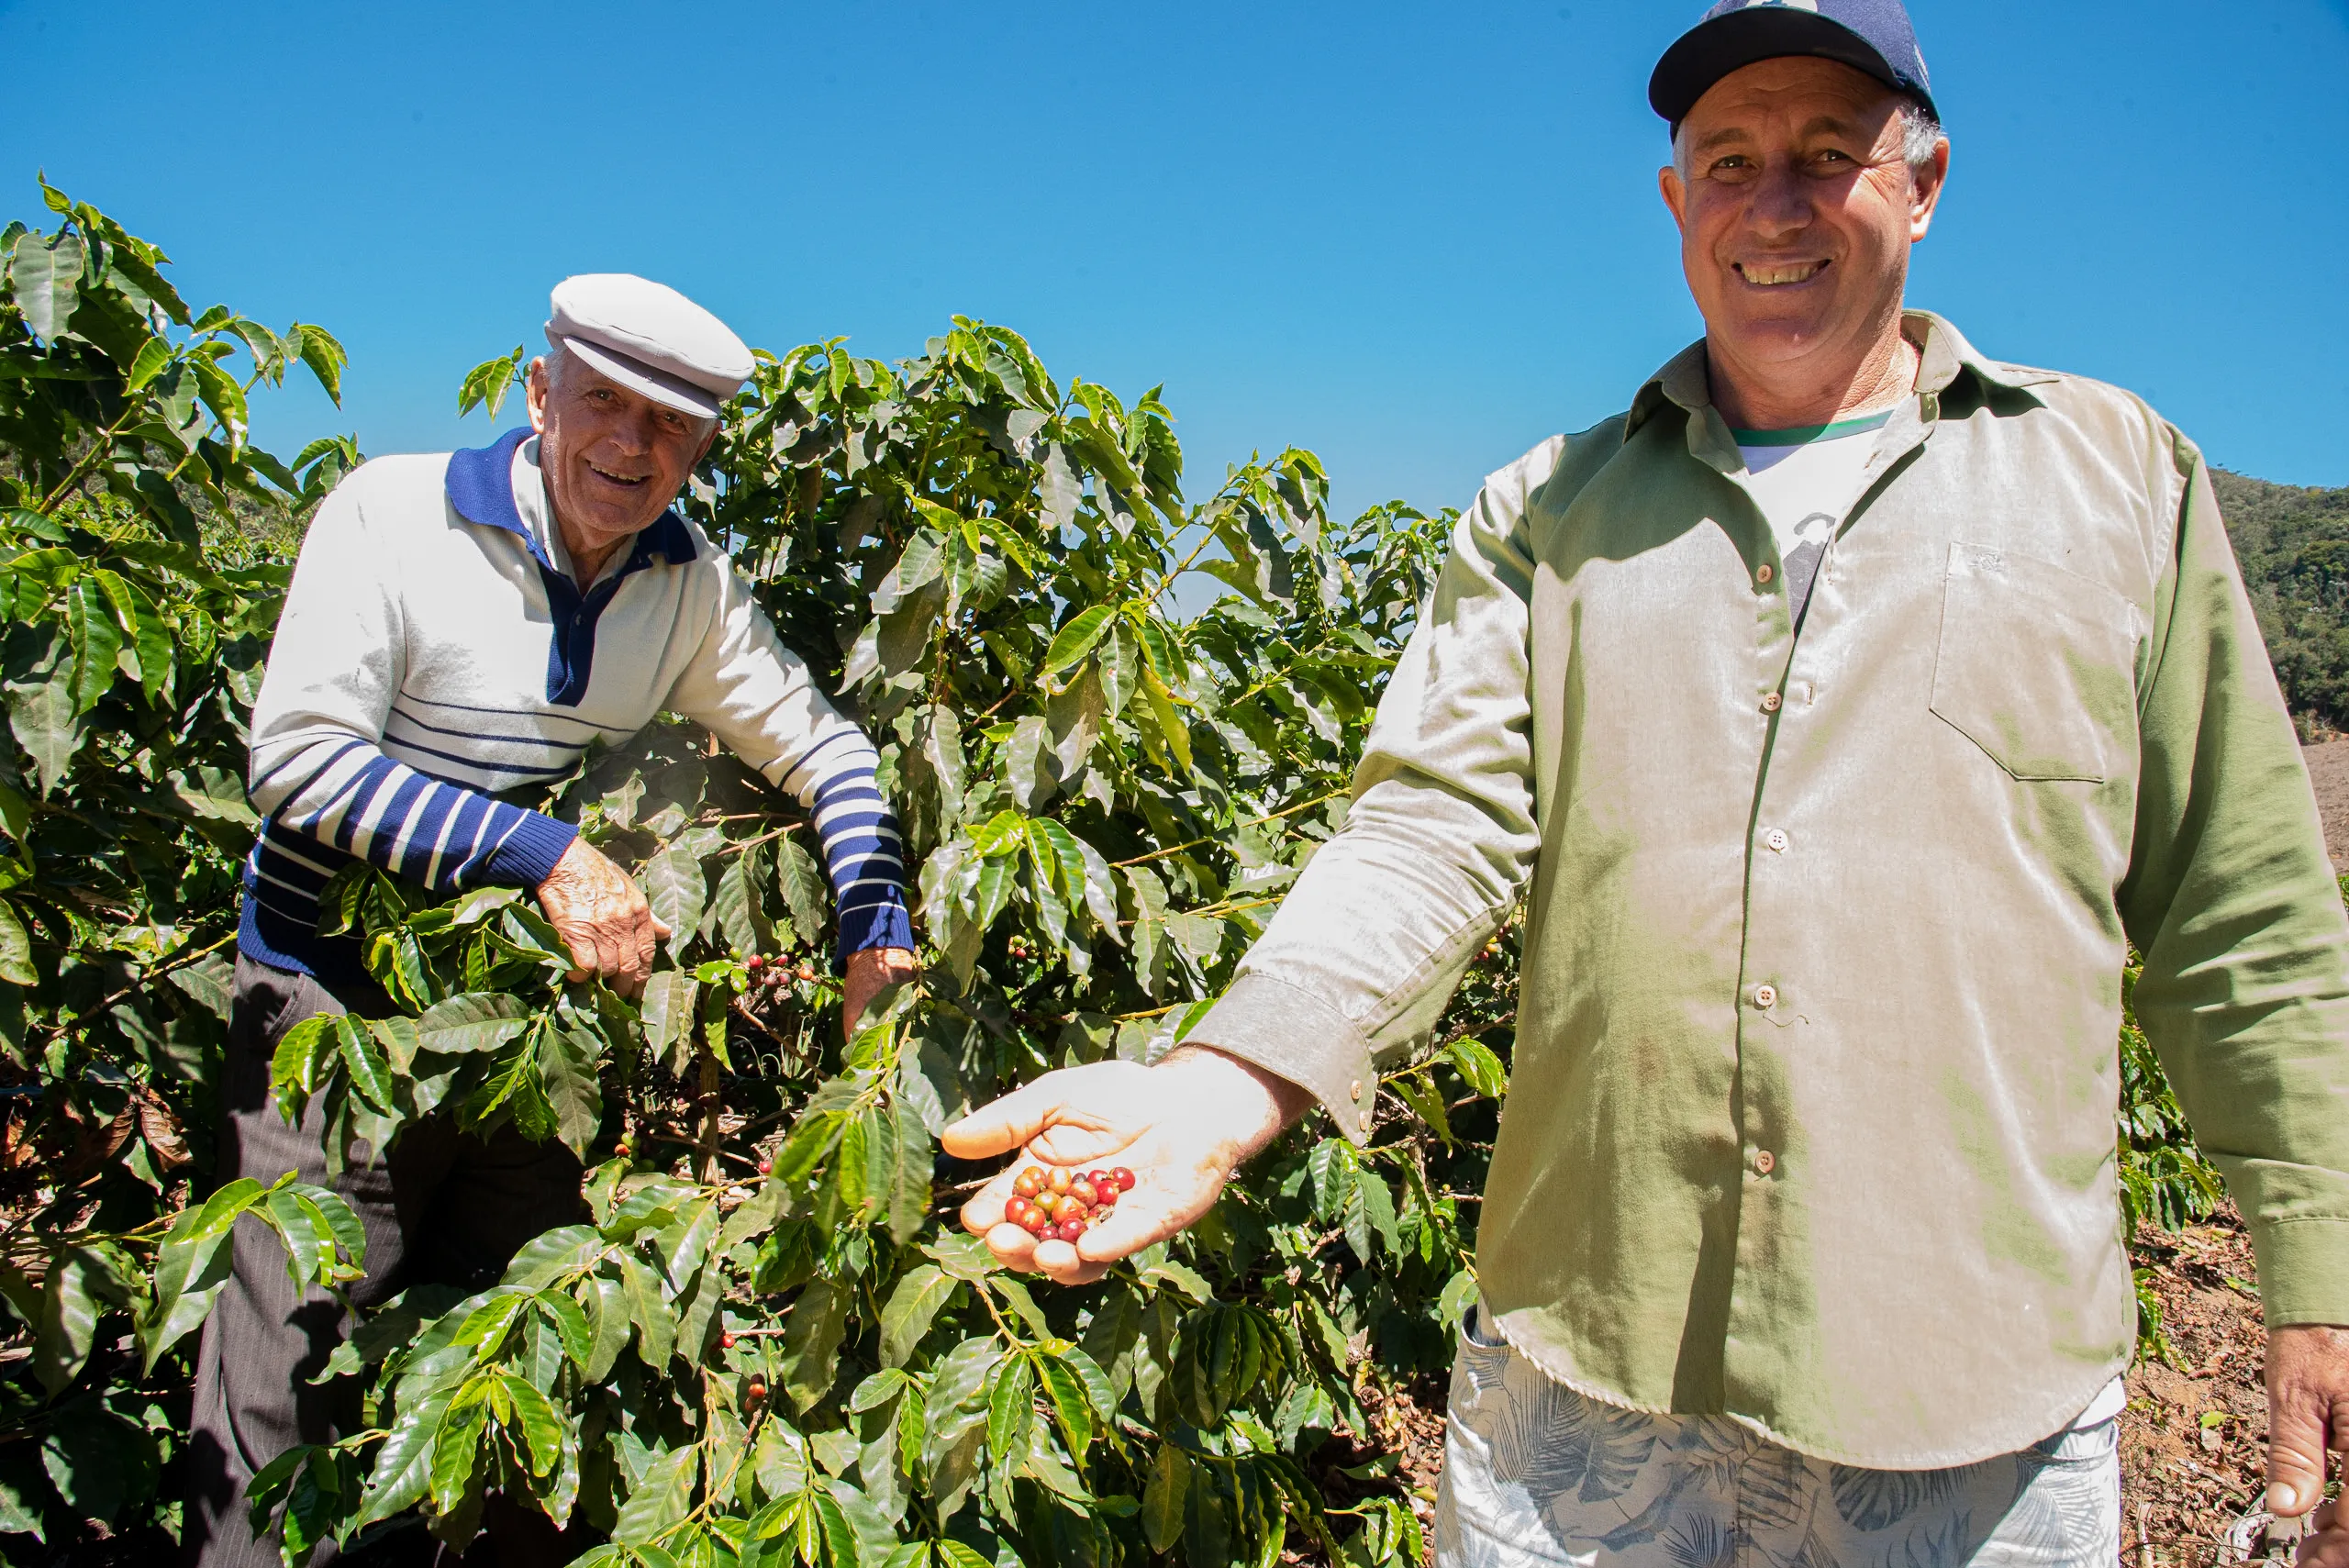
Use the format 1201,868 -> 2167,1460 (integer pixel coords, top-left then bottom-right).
444,426 -> 698,579
1623,309 -> 2060,444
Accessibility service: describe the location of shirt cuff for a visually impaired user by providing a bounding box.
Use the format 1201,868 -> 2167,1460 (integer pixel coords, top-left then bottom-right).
2247,1217 -> 2349,1327
837,890 -> 914,968
481,809 -> 577,890
1182,971 -> 1378,1145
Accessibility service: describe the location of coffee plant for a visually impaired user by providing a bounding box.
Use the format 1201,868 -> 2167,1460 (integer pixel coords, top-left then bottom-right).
0,183 -> 2232,1564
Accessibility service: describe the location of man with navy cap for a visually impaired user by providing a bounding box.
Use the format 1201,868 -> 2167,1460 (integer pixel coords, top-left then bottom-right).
940,4 -> 2349,1564
184,275 -> 918,1565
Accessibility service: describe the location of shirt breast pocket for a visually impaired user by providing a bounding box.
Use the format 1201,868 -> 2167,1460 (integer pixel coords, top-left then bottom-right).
1929,542 -> 2142,784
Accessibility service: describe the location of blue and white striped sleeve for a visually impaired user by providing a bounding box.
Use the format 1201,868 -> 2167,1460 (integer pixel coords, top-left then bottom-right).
667,557 -> 915,963
245,471 -> 576,896
252,738 -> 576,894
780,729 -> 915,962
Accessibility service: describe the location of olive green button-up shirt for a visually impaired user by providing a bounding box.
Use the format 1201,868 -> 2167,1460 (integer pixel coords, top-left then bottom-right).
1188,312 -> 2349,1467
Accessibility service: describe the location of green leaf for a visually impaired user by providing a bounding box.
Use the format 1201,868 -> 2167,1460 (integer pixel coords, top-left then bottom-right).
165,951 -> 236,1019
357,1381 -> 457,1528
1038,604 -> 1116,682
774,834 -> 828,948
499,1370 -> 566,1476
878,1264 -> 956,1369
11,229 -> 83,340
65,580 -> 120,713
538,1017 -> 604,1157
0,902 -> 33,987
271,1015 -> 338,1122
414,991 -> 535,1054
1141,1441 -> 1189,1552
611,1441 -> 698,1544
1447,1035 -> 1509,1098
642,847 -> 707,948
123,336 -> 172,393
985,1352 -> 1034,1467
458,347 -> 525,421
33,1246 -> 113,1396
337,1015 -> 399,1113
583,1275 -> 630,1382
292,322 -> 348,405
783,1277 -> 850,1411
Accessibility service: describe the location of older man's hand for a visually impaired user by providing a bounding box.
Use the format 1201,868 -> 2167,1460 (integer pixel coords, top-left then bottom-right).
535,837 -> 668,997
941,1046 -> 1311,1286
841,946 -> 919,1040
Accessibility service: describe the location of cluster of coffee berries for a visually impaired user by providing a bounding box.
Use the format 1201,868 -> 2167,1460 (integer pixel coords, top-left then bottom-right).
743,952 -> 818,995
1004,1163 -> 1134,1242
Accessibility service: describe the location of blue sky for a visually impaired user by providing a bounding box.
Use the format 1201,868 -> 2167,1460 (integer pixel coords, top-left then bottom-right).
4,0 -> 2344,524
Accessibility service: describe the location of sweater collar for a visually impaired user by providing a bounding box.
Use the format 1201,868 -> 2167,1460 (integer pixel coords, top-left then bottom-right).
445,426 -> 697,577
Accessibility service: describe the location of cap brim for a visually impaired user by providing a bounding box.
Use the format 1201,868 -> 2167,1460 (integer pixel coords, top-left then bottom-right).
1648,10 -> 1919,126
553,334 -> 726,418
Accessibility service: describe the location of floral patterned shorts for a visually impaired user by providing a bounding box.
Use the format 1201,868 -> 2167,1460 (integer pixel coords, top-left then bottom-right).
1435,1310 -> 2121,1568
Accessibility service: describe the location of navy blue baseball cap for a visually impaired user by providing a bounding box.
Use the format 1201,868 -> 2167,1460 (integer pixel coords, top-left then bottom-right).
1649,0 -> 1938,128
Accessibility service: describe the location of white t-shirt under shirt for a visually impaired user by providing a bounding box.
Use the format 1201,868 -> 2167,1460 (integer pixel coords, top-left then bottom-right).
1730,406 -> 1895,624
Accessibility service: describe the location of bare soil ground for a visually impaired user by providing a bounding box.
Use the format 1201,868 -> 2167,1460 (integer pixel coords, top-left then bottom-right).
2302,737 -> 2349,873
2122,1210 -> 2274,1568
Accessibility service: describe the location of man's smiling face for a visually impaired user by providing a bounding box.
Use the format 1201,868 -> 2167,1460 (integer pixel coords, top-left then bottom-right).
527,351 -> 715,571
1659,55 -> 1946,396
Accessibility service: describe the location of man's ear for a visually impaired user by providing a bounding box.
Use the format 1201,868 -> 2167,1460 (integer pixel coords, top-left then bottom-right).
1909,139 -> 1951,243
1659,165 -> 1688,231
525,356 -> 551,435
691,419 -> 720,469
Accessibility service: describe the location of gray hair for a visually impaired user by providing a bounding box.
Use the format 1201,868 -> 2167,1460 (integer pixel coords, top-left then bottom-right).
1672,95 -> 1946,179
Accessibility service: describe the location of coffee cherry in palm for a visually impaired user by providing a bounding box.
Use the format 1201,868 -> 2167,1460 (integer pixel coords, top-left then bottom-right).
1054,1219 -> 1086,1243
1005,1196 -> 1036,1228
1069,1179 -> 1098,1207
1047,1168 -> 1073,1195
1013,1168 -> 1045,1199
1110,1167 -> 1135,1192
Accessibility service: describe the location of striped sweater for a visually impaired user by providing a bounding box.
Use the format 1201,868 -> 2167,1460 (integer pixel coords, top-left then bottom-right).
241,428 -> 912,984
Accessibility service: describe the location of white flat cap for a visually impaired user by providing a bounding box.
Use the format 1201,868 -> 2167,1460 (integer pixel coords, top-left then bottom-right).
544,273 -> 754,418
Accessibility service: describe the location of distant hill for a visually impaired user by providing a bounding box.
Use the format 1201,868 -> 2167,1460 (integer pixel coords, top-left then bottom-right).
2214,471 -> 2349,736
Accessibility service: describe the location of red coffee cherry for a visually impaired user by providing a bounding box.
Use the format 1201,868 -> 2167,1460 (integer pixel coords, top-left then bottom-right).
746,1380 -> 767,1402
1046,1168 -> 1073,1195
720,1331 -> 738,1350
1021,1209 -> 1053,1237
1005,1197 -> 1035,1227
1054,1220 -> 1085,1243
1069,1179 -> 1098,1207
757,1159 -> 773,1176
1092,1184 -> 1118,1208
1012,1168 -> 1046,1199
745,954 -> 764,971
1110,1167 -> 1135,1192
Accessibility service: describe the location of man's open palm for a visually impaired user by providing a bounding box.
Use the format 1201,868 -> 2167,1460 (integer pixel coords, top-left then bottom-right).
941,1049 -> 1307,1286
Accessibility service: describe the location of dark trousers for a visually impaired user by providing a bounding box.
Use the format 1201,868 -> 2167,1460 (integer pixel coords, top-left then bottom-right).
182,958 -> 590,1567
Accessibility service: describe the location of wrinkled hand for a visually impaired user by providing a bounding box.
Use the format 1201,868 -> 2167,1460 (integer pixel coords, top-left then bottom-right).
941,1046 -> 1311,1285
535,837 -> 669,997
2268,1325 -> 2349,1563
842,945 -> 919,1040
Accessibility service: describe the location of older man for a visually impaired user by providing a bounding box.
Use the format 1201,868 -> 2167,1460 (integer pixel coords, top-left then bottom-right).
185,276 -> 918,1566
942,4 -> 2349,1564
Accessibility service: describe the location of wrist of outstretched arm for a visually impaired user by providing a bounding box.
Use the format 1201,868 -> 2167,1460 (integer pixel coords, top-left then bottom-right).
487,809 -> 579,891
1178,972 -> 1378,1147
